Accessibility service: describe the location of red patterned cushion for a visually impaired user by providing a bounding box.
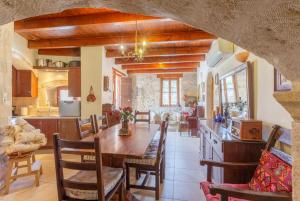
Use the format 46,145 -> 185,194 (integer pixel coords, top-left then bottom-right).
249,151 -> 292,193
200,182 -> 250,201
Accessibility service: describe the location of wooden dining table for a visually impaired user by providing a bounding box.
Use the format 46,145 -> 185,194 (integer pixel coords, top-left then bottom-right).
65,123 -> 160,167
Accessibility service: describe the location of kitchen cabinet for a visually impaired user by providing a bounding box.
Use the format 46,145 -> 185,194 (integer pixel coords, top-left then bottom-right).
199,119 -> 266,184
15,70 -> 38,97
24,118 -> 79,149
12,66 -> 17,97
68,68 -> 81,97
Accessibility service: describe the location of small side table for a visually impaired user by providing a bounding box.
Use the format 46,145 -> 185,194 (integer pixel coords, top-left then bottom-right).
3,151 -> 42,194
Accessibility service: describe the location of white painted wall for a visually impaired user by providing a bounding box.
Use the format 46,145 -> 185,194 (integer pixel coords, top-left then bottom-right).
81,47 -> 103,118
101,51 -> 126,104
12,33 -> 36,70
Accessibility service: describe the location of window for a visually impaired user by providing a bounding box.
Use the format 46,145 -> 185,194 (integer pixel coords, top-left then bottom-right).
113,68 -> 125,109
160,78 -> 179,106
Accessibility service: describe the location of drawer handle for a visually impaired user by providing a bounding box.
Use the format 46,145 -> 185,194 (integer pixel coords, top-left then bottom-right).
213,139 -> 218,144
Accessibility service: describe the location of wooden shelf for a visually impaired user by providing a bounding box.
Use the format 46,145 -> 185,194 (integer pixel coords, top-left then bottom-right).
33,66 -> 80,71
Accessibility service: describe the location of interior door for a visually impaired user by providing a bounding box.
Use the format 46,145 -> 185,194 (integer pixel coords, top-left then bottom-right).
121,77 -> 132,108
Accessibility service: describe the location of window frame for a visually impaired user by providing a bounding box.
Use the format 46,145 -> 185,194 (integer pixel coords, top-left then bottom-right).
160,78 -> 180,107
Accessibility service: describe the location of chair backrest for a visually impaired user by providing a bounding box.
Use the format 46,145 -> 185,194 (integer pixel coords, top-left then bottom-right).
134,110 -> 151,124
75,115 -> 95,139
53,134 -> 105,201
92,114 -> 109,133
156,120 -> 169,164
268,126 -> 292,165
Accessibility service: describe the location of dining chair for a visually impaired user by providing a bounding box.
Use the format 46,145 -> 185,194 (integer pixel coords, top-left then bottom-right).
125,120 -> 169,200
134,110 -> 151,124
92,114 -> 109,133
76,115 -> 96,139
53,133 -> 125,201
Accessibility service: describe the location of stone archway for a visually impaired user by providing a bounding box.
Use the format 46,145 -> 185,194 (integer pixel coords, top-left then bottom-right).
0,1 -> 300,200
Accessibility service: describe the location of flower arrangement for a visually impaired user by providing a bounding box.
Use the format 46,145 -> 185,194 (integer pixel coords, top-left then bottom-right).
119,107 -> 134,135
120,107 -> 134,122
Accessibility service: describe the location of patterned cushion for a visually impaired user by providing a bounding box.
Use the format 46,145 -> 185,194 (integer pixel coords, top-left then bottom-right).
65,166 -> 123,200
200,182 -> 250,201
82,154 -> 96,161
249,151 -> 292,193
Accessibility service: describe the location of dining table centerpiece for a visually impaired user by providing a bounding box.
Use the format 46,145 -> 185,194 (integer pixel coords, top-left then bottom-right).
119,107 -> 134,135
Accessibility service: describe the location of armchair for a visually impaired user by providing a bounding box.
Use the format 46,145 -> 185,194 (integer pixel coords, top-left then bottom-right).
200,125 -> 292,201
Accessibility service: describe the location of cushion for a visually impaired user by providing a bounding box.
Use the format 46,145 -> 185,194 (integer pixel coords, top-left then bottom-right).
65,166 -> 123,200
200,182 -> 250,201
125,145 -> 157,166
249,151 -> 292,193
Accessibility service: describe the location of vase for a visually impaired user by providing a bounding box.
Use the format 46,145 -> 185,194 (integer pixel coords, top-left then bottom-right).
122,120 -> 129,130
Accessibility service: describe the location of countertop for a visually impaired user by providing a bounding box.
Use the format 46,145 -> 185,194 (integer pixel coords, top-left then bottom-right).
13,116 -> 79,119
199,119 -> 234,141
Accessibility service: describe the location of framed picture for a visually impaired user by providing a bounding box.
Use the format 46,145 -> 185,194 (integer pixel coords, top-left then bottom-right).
274,69 -> 292,91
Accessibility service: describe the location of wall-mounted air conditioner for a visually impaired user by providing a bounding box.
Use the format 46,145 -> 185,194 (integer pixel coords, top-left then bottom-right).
206,39 -> 234,68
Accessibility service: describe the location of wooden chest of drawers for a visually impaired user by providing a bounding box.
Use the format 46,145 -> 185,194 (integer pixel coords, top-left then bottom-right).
198,119 -> 266,184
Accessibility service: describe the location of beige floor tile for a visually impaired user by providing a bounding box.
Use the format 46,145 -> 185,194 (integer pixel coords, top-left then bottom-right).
174,158 -> 202,170
173,181 -> 204,201
174,169 -> 205,183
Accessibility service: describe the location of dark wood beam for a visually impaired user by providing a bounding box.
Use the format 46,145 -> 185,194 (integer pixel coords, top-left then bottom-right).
115,55 -> 204,65
15,13 -> 160,32
106,46 -> 210,57
127,68 -> 197,74
122,62 -> 199,70
28,31 -> 216,49
38,48 -> 80,57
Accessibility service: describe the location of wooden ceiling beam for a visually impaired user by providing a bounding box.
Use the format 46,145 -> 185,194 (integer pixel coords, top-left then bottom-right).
15,13 -> 160,32
106,46 -> 210,57
28,31 -> 216,49
38,48 -> 80,57
127,68 -> 197,74
122,62 -> 199,70
115,55 -> 204,65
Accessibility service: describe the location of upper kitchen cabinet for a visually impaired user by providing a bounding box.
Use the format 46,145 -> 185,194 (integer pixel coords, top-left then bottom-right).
68,67 -> 81,97
14,69 -> 38,97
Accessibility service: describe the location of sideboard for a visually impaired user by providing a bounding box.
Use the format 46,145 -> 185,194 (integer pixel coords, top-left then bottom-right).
198,119 -> 266,184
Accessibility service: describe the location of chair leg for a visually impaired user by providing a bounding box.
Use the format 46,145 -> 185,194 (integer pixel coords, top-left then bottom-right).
35,172 -> 40,187
4,160 -> 13,194
155,170 -> 160,200
126,164 -> 130,190
135,168 -> 139,180
160,161 -> 164,183
118,183 -> 124,201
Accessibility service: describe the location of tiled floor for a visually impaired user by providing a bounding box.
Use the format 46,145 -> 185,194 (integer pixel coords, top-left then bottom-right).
0,132 -> 207,201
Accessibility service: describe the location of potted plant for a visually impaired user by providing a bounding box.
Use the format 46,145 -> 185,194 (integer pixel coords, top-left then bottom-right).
119,107 -> 134,135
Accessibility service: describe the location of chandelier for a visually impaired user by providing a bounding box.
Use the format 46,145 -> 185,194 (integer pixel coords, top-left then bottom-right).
120,20 -> 147,62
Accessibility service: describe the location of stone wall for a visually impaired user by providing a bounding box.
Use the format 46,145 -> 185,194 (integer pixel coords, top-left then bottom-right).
130,73 -> 197,120
0,23 -> 13,126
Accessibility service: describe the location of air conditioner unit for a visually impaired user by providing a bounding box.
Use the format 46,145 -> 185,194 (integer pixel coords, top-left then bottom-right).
206,39 -> 234,68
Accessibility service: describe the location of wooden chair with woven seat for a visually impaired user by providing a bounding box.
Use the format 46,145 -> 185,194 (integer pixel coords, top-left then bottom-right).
125,120 -> 169,200
92,114 -> 109,133
53,133 -> 125,201
134,110 -> 151,124
76,115 -> 96,139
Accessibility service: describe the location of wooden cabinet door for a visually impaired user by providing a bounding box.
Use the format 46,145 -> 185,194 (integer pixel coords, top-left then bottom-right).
204,136 -> 212,160
16,70 -> 32,97
16,70 -> 38,97
68,68 -> 81,97
40,119 -> 58,148
212,149 -> 224,184
25,119 -> 42,130
58,119 -> 80,140
12,66 -> 17,97
121,77 -> 132,108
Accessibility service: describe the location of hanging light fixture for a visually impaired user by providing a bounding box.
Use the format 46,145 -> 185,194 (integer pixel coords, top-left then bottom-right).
119,20 -> 147,62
